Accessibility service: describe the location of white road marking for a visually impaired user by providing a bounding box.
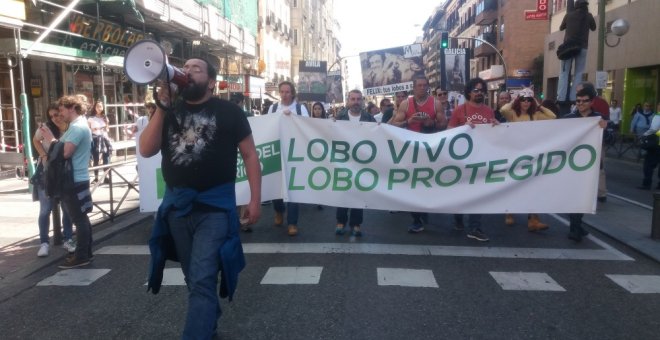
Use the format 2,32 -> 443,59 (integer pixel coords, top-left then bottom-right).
608,193 -> 652,210
37,269 -> 111,286
260,266 -> 323,285
377,268 -> 438,288
143,268 -> 186,286
96,245 -> 149,255
549,213 -> 634,261
606,274 -> 660,294
96,242 -> 634,261
489,272 -> 565,291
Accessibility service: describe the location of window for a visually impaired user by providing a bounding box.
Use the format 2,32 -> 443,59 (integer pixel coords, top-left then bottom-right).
499,16 -> 504,41
294,29 -> 298,46
293,0 -> 297,8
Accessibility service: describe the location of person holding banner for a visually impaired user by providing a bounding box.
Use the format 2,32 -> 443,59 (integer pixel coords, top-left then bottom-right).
333,89 -> 376,236
389,75 -> 447,233
562,87 -> 608,242
498,87 -> 556,231
447,77 -> 499,242
269,81 -> 308,236
140,57 -> 262,339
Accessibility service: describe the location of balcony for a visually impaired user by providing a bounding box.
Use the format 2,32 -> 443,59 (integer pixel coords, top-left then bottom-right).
475,0 -> 497,26
473,31 -> 496,57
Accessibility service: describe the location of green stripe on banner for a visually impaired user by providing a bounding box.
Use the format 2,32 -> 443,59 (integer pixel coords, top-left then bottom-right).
156,168 -> 165,199
236,140 -> 281,183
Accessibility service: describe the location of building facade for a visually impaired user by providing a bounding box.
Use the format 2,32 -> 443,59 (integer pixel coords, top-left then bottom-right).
423,0 -> 549,106
543,0 -> 660,132
0,0 -> 257,162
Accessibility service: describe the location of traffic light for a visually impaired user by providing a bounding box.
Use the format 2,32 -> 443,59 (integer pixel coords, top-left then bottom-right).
441,31 -> 449,49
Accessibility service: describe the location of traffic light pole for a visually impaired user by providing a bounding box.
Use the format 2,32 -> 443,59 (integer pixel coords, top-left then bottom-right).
444,35 -> 508,91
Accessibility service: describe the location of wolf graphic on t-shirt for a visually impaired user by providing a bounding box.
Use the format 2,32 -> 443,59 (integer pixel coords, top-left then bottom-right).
169,111 -> 217,166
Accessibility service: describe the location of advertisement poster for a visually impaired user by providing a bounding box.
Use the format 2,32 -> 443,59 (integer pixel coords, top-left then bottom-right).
325,70 -> 343,104
440,48 -> 470,92
297,60 -> 327,102
359,44 -> 424,96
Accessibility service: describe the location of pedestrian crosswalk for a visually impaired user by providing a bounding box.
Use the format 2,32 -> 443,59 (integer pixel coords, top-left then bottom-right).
37,243 -> 660,294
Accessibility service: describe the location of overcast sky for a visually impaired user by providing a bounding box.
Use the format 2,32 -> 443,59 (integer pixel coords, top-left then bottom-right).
333,0 -> 442,90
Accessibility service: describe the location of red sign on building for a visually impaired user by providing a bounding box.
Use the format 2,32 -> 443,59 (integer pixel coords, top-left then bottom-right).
525,0 -> 548,20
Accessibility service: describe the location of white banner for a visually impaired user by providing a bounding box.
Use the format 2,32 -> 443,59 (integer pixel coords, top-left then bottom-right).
139,114 -> 603,214
280,116 -> 602,214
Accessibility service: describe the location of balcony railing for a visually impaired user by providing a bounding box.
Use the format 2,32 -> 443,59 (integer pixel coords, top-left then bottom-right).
474,32 -> 497,57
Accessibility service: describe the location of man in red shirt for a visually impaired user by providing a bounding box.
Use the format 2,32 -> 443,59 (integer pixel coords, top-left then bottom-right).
447,77 -> 499,242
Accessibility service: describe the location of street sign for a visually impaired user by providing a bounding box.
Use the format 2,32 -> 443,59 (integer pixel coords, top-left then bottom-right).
525,10 -> 548,20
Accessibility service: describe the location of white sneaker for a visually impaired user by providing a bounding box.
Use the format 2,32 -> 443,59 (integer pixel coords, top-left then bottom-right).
37,243 -> 49,257
63,239 -> 76,253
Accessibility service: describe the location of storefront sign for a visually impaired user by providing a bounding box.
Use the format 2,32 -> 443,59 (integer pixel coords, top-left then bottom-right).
66,13 -> 145,57
30,77 -> 41,98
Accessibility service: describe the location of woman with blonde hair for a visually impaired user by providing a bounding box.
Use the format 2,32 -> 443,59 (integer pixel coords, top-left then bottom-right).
499,88 -> 556,232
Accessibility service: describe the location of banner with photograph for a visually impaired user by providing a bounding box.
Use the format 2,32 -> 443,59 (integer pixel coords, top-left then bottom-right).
297,60 -> 327,102
325,70 -> 343,104
440,48 -> 470,92
359,44 -> 424,96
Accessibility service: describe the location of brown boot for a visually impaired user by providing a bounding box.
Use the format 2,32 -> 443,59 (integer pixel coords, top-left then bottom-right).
288,224 -> 298,236
528,214 -> 549,231
274,212 -> 283,226
504,214 -> 515,226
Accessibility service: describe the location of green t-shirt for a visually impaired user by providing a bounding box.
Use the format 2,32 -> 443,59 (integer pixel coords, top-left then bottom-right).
60,115 -> 92,182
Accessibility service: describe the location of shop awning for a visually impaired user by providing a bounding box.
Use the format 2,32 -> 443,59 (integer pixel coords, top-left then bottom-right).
0,38 -> 124,67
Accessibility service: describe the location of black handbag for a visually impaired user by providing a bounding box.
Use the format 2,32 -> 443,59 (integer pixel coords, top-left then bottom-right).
640,134 -> 660,150
556,39 -> 582,60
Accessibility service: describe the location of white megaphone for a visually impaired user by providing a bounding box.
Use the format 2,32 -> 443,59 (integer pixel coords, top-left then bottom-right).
124,39 -> 188,89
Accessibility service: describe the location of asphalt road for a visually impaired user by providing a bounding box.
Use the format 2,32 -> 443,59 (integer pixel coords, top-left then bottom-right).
1,157 -> 659,339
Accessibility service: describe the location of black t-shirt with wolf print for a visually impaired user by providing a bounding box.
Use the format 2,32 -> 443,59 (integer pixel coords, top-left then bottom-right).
161,97 -> 252,192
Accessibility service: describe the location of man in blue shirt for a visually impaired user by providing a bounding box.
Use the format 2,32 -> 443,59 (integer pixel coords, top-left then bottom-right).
41,95 -> 93,268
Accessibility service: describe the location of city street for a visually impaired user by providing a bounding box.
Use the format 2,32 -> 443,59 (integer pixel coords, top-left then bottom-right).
1,156 -> 659,339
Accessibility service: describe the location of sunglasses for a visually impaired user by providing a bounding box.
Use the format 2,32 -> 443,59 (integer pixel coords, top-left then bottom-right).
519,97 -> 533,103
575,99 -> 592,104
471,88 -> 484,93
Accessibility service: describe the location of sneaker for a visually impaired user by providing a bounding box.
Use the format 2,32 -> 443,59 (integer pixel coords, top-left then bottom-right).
287,224 -> 298,236
335,223 -> 345,235
408,224 -> 424,233
351,225 -> 362,237
58,256 -> 91,269
467,229 -> 489,242
63,239 -> 76,253
37,243 -> 49,257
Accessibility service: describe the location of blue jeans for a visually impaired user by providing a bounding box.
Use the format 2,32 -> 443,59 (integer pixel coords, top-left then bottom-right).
557,48 -> 587,102
272,199 -> 299,225
168,209 -> 229,340
455,214 -> 483,231
38,187 -> 73,244
60,181 -> 93,260
336,208 -> 363,226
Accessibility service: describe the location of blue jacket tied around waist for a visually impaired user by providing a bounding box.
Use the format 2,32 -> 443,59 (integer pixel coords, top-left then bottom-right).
147,182 -> 246,301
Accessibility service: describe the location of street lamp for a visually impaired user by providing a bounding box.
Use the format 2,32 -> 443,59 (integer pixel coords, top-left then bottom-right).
596,0 -> 630,93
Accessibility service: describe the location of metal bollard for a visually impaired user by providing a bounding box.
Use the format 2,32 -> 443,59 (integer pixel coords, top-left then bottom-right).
653,193 -> 660,240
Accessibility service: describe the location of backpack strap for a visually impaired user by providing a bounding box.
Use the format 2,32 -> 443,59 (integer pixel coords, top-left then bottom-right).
296,103 -> 302,115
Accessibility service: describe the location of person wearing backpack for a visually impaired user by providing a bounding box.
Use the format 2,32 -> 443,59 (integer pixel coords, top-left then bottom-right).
630,102 -> 654,136
268,81 -> 308,236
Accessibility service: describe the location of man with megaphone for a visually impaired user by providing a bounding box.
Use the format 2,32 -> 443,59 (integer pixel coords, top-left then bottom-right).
138,56 -> 262,339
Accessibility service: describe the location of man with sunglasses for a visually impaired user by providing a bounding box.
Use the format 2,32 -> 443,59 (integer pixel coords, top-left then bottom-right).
562,88 -> 608,242
448,77 -> 498,242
